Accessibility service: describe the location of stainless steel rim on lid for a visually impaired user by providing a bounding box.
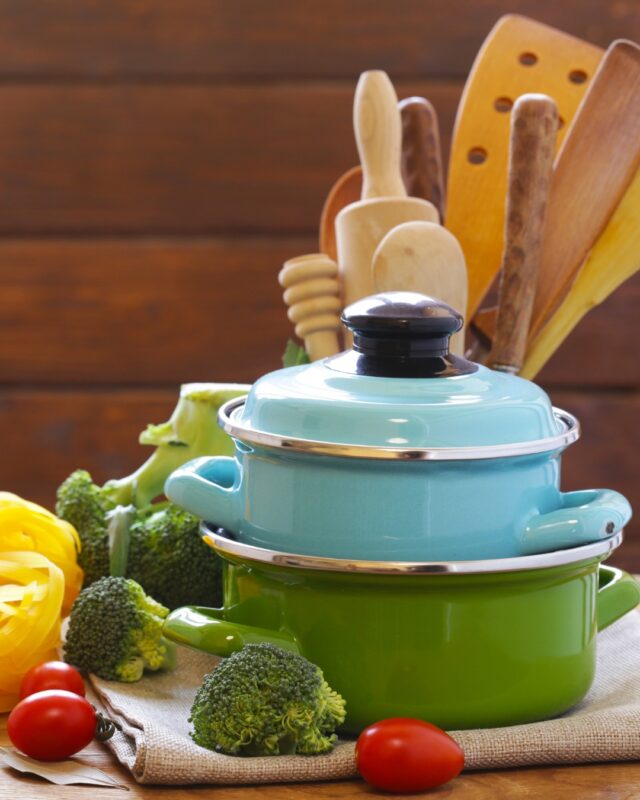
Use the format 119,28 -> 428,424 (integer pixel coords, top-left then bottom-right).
203,525 -> 622,575
218,396 -> 580,461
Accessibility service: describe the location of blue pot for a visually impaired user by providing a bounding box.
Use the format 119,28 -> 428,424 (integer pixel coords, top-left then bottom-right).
166,294 -> 631,561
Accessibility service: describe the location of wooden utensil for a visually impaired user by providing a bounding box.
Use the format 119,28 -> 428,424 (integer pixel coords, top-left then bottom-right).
278,254 -> 342,360
319,167 -> 361,262
372,221 -> 467,355
521,166 -> 640,379
335,71 -> 438,308
527,39 -> 640,341
319,97 -> 445,260
399,97 -> 445,221
488,94 -> 558,373
446,14 -> 603,316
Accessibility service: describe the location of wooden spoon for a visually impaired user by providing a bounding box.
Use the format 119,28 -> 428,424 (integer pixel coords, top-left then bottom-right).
372,221 -> 467,355
528,39 -> 640,340
319,167 -> 361,263
489,94 -> 558,373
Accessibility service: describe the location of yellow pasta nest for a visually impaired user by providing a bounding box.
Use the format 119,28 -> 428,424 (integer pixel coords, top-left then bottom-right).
0,493 -> 83,711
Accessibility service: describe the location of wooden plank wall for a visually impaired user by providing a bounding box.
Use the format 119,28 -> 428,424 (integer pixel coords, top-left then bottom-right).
0,0 -> 638,567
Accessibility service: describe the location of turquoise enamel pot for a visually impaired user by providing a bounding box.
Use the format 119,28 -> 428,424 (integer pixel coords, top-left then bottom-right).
166,294 -> 631,561
163,529 -> 640,734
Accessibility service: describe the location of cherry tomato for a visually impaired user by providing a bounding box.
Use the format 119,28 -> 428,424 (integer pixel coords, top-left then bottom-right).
19,661 -> 85,699
8,690 -> 96,761
356,717 -> 464,793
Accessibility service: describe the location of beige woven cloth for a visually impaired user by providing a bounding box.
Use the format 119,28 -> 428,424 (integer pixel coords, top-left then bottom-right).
88,610 -> 640,785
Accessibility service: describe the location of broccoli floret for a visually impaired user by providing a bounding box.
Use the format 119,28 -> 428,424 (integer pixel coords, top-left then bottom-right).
57,474 -> 222,607
189,643 -> 346,756
103,383 -> 248,508
126,505 -> 222,610
56,470 -> 115,586
64,576 -> 176,682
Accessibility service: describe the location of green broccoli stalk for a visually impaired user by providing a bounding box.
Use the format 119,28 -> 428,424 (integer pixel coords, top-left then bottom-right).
55,382 -> 249,594
126,505 -> 222,610
64,576 -> 176,682
189,643 -> 346,756
103,383 -> 249,508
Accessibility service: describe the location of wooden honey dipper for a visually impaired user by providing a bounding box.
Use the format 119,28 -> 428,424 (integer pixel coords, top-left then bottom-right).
278,254 -> 342,361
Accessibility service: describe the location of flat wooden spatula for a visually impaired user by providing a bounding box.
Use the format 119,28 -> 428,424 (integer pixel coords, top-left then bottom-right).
372,221 -> 467,354
521,166 -> 640,379
528,39 -> 640,340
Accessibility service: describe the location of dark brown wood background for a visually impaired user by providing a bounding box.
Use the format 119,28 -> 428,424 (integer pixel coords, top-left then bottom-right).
0,0 -> 638,567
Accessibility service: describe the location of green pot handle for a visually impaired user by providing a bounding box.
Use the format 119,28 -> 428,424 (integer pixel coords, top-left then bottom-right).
597,566 -> 640,631
162,605 -> 300,656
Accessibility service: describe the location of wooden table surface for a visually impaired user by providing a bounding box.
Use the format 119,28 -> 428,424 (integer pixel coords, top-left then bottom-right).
2,715 -> 640,799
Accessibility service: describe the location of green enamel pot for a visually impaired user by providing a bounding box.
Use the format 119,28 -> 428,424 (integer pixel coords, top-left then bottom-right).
163,528 -> 639,734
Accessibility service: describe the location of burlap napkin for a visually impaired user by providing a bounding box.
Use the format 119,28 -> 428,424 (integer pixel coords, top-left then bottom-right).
88,610 -> 640,785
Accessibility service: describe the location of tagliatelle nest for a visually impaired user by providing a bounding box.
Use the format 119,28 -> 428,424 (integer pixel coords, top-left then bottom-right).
0,493 -> 84,711
0,551 -> 65,711
0,492 -> 83,613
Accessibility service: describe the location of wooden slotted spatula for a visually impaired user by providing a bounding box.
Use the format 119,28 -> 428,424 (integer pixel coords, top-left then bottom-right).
446,15 -> 603,317
527,39 -> 640,341
521,166 -> 640,379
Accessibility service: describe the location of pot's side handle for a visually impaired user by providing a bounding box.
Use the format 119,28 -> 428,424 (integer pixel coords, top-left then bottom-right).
162,606 -> 300,657
597,566 -> 640,631
521,489 -> 631,555
165,456 -> 242,533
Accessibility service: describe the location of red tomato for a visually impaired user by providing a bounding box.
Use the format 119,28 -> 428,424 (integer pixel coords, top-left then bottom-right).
19,661 -> 85,699
356,717 -> 464,793
8,690 -> 96,761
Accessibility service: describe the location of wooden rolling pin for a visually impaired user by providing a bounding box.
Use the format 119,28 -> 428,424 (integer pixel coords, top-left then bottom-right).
335,71 -> 439,308
319,97 -> 445,261
278,254 -> 342,361
489,94 -> 558,373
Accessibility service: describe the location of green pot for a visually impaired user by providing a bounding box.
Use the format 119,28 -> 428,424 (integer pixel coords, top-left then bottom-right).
163,529 -> 639,734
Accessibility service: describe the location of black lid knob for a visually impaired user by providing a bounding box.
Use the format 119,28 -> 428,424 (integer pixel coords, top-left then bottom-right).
329,292 -> 476,378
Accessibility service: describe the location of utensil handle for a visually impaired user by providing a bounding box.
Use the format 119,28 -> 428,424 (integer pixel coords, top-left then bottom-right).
521,489 -> 631,555
164,456 -> 242,533
355,71 -> 406,199
162,606 -> 300,656
399,96 -> 445,220
491,94 -> 558,373
597,566 -> 640,630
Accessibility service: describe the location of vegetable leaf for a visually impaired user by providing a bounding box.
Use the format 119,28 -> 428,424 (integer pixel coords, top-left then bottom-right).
282,340 -> 310,368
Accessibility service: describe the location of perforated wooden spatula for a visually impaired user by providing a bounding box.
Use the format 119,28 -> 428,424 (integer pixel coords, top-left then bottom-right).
446,15 -> 603,317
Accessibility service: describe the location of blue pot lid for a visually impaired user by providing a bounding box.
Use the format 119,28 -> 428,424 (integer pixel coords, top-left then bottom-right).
239,293 -> 564,449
